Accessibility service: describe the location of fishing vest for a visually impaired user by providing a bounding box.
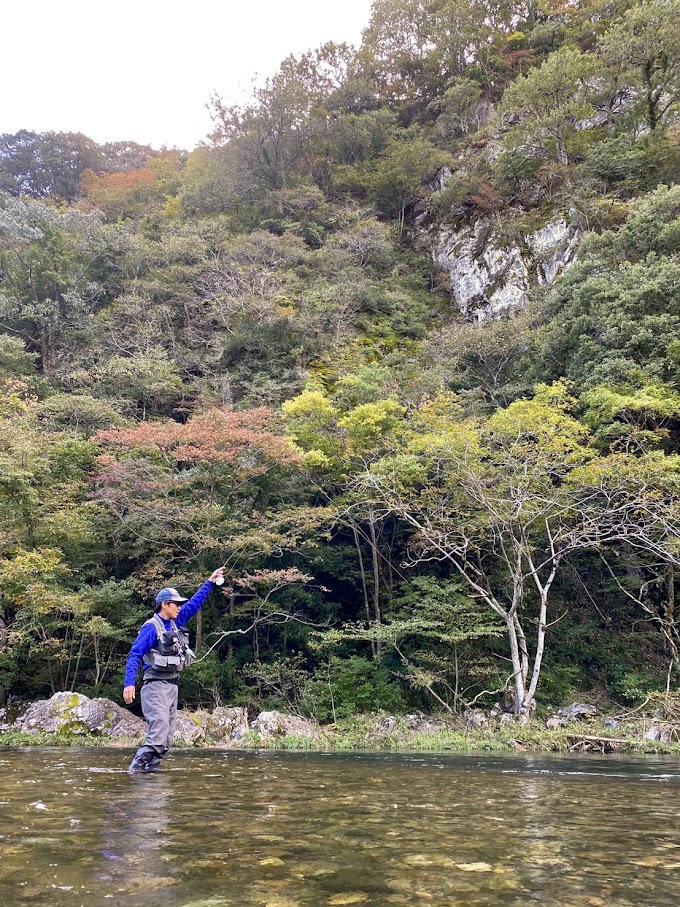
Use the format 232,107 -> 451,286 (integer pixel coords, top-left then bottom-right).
142,614 -> 195,682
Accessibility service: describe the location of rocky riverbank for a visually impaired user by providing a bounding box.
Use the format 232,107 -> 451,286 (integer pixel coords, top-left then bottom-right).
1,691 -> 679,754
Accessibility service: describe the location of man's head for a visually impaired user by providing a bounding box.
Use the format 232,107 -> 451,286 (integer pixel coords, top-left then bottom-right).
154,587 -> 187,615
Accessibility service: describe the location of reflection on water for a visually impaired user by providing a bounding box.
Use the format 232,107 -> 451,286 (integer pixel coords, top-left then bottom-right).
0,748 -> 679,906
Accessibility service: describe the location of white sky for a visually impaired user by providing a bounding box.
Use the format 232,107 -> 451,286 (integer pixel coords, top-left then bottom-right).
2,0 -> 375,151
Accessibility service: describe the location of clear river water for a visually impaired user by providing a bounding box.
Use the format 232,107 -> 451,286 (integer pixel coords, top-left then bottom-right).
0,747 -> 679,907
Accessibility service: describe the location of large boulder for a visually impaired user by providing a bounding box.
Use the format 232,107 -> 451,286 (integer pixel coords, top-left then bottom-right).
173,710 -> 206,745
250,710 -> 321,742
204,706 -> 250,745
14,691 -> 145,739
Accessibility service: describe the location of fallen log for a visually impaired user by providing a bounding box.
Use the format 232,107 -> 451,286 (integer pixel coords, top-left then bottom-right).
568,734 -> 627,754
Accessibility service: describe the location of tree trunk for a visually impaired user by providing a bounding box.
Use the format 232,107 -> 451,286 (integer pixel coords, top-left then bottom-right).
368,510 -> 382,656
352,524 -> 376,658
506,614 -> 527,714
524,591 -> 548,709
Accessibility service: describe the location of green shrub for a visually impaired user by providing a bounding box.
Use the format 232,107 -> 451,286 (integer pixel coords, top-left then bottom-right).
302,655 -> 404,722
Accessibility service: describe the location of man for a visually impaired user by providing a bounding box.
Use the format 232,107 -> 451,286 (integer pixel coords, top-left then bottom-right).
123,568 -> 224,773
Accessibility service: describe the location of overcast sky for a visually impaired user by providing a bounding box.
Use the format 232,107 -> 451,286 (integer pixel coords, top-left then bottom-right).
2,0 -> 375,150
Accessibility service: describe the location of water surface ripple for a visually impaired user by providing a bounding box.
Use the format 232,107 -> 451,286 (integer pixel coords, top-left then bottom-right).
1,748 -> 679,906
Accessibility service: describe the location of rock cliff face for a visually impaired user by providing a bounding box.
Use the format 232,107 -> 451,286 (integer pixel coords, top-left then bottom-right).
431,215 -> 580,320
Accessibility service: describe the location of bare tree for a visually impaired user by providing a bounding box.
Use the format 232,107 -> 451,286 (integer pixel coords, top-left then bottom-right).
351,386 -> 680,715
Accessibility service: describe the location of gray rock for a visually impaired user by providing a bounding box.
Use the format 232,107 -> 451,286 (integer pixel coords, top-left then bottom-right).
78,697 -> 146,739
604,717 -> 621,730
402,714 -> 449,735
431,215 -> 580,320
173,710 -> 206,745
525,218 -> 581,285
464,709 -> 489,730
644,725 -> 672,742
250,710 -> 321,742
545,717 -> 565,730
380,716 -> 399,732
545,703 -> 597,728
557,703 -> 598,722
432,166 -> 453,192
204,706 -> 250,745
14,691 -> 145,739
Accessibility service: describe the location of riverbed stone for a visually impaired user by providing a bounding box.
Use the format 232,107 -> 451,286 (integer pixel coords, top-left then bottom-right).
251,710 -> 321,742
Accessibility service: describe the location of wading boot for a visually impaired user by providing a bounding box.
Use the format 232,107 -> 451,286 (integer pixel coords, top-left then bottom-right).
128,754 -> 161,774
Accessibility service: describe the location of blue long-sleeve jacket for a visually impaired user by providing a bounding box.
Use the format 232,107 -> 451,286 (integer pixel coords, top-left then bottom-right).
124,580 -> 214,687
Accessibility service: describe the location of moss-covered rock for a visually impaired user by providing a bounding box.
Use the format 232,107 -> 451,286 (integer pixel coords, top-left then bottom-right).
13,691 -> 145,740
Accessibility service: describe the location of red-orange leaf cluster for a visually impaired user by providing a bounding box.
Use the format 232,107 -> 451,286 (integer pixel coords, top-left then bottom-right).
96,407 -> 300,468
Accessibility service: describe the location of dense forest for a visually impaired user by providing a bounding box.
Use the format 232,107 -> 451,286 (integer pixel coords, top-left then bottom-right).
1,0 -> 679,721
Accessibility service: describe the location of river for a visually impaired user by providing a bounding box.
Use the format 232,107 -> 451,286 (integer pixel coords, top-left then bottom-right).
0,748 -> 678,906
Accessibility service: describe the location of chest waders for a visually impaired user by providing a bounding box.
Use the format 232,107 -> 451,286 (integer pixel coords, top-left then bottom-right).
129,616 -> 196,773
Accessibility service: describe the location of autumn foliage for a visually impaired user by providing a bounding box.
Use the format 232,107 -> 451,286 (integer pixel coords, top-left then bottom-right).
96,406 -> 300,469
80,167 -> 159,220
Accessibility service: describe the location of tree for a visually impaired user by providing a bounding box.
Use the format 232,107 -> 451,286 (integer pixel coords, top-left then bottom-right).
0,196 -> 108,370
539,184 -> 680,388
421,307 -> 539,408
316,574 -> 503,712
0,131 -> 101,202
364,133 -> 454,234
499,46 -> 599,167
94,406 -> 302,571
358,0 -> 516,113
598,0 -> 680,133
209,43 -> 357,198
352,383 -> 680,715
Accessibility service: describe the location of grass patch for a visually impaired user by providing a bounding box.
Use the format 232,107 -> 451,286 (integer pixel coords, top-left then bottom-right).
0,730 -> 103,747
3,713 -> 680,755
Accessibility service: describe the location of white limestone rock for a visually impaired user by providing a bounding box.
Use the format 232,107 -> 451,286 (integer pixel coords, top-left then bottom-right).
432,215 -> 580,319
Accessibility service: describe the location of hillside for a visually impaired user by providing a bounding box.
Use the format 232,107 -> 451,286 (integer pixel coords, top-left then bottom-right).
0,0 -> 679,720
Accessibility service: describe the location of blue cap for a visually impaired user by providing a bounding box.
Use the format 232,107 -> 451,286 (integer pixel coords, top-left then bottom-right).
154,587 -> 188,605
